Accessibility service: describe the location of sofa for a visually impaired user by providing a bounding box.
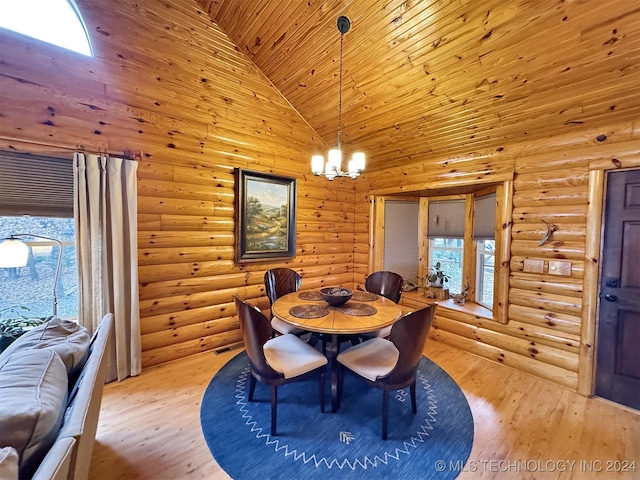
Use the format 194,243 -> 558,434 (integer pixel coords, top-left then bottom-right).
0,313 -> 113,480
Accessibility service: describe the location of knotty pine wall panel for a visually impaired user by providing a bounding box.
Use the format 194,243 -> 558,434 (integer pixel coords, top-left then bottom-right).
0,0 -> 356,368
358,122 -> 639,390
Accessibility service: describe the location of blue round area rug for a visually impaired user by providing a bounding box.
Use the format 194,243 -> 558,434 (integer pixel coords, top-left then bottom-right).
201,351 -> 474,480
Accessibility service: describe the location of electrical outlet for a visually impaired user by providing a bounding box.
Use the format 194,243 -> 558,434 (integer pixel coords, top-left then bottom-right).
549,260 -> 572,276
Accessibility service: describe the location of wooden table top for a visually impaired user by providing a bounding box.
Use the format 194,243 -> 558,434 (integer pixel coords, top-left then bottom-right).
271,290 -> 403,335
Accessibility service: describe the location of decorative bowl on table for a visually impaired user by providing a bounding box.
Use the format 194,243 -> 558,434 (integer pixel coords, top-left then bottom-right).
319,287 -> 353,307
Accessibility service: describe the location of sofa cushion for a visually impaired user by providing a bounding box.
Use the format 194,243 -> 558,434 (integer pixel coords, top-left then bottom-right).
0,317 -> 90,378
0,446 -> 19,480
0,349 -> 68,479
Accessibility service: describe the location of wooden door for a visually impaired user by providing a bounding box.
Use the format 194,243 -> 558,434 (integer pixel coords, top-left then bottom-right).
595,169 -> 640,410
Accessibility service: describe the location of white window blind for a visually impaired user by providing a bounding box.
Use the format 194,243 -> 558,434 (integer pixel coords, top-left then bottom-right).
0,151 -> 74,217
383,200 -> 419,282
473,193 -> 496,239
427,199 -> 465,238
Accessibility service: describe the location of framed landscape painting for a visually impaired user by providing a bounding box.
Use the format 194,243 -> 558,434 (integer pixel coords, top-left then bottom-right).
235,169 -> 296,262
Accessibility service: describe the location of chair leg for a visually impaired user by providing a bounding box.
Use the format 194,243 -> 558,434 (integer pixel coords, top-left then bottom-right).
308,332 -> 320,347
319,370 -> 325,413
382,389 -> 389,440
248,374 -> 256,402
270,385 -> 278,436
337,366 -> 344,410
410,381 -> 417,413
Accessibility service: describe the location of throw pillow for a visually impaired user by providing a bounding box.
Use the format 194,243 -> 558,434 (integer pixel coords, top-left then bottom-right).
0,446 -> 19,480
0,349 -> 68,479
0,317 -> 90,378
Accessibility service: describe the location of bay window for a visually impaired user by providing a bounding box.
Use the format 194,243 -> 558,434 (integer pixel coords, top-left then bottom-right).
372,179 -> 512,323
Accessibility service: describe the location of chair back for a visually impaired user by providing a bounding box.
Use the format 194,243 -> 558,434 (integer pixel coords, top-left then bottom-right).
264,268 -> 302,305
365,271 -> 404,303
384,305 -> 436,385
233,296 -> 282,380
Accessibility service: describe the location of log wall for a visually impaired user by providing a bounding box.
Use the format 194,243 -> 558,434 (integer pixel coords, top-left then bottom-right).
0,0 -> 357,368
358,123 -> 640,390
0,0 -> 638,394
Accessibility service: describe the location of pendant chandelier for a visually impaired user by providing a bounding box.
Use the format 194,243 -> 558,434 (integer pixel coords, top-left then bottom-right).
311,16 -> 365,180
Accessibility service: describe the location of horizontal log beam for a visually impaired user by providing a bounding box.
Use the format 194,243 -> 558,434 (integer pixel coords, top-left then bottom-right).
141,329 -> 244,368
433,316 -> 579,372
431,330 -> 577,390
508,304 -> 581,336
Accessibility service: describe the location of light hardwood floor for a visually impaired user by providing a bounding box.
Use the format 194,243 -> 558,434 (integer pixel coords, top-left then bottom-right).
90,340 -> 639,479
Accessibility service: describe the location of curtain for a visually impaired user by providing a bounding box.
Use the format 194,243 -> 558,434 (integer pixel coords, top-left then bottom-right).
73,153 -> 141,381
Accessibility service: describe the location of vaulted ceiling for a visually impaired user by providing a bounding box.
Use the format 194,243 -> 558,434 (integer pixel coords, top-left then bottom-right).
198,0 -> 640,171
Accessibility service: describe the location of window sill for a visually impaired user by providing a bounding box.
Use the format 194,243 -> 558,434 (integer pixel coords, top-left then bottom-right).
400,290 -> 494,321
435,298 -> 494,320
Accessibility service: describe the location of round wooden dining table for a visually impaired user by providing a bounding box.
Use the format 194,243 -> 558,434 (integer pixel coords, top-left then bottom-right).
271,290 -> 403,412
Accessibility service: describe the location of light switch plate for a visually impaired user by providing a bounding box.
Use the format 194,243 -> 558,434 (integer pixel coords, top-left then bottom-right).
548,260 -> 572,276
523,259 -> 544,273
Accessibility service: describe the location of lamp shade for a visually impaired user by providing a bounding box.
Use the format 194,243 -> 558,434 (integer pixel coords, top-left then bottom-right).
311,155 -> 325,175
327,149 -> 342,171
0,239 -> 29,268
352,152 -> 365,172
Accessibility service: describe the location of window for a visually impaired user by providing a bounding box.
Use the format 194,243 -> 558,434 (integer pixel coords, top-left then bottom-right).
473,193 -> 496,308
0,151 -> 78,320
429,238 -> 464,294
426,191 -> 497,306
384,200 -> 420,282
476,239 -> 495,308
0,216 -> 78,319
0,0 -> 92,56
371,180 -> 511,323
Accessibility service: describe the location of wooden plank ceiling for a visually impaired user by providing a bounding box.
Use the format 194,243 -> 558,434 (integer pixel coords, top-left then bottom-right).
197,0 -> 640,172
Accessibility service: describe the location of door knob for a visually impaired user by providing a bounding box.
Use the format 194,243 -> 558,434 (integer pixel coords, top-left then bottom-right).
604,294 -> 618,302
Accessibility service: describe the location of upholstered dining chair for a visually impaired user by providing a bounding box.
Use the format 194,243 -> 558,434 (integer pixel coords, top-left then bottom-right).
365,270 -> 404,304
336,304 -> 436,440
264,268 -> 306,337
233,295 -> 328,436
362,270 -> 404,338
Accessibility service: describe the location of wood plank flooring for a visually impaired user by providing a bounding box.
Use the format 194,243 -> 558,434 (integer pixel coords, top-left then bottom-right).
90,340 -> 639,479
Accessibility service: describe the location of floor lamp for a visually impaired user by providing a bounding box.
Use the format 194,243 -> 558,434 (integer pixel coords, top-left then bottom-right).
0,233 -> 63,316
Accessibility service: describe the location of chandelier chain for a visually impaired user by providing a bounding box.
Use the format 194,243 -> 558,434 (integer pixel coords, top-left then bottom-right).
337,29 -> 344,151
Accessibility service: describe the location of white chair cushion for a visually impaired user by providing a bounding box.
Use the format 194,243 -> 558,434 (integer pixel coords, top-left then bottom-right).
270,317 -> 305,335
337,337 -> 399,382
263,334 -> 327,379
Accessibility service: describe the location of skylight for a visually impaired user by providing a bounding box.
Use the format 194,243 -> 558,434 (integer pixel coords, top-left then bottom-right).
0,0 -> 92,56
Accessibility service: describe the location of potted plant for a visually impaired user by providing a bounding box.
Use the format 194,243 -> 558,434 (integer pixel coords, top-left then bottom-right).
427,262 -> 450,287
0,306 -> 47,353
